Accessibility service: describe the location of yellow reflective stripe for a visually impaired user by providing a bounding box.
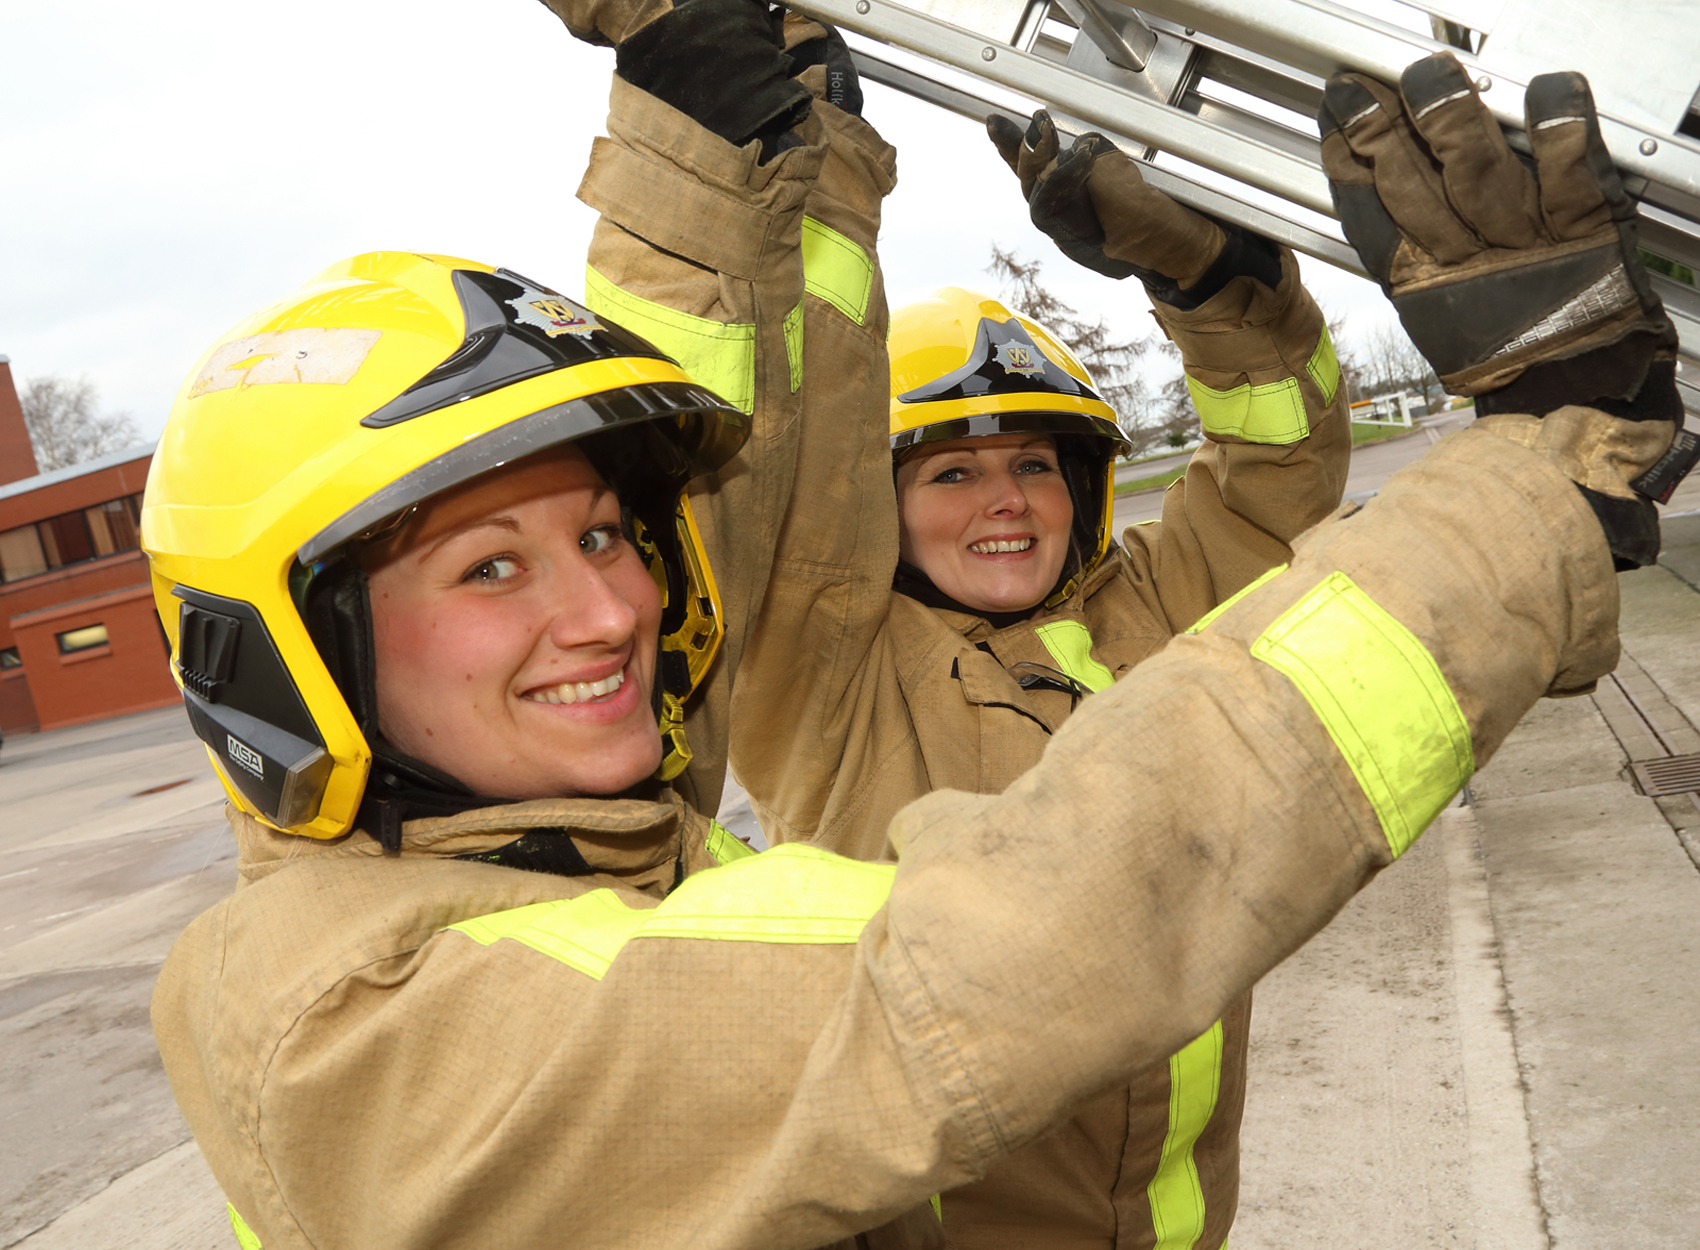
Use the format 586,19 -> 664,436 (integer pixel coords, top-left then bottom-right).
451,889 -> 643,980
1034,620 -> 1114,693
1184,564 -> 1289,635
228,1204 -> 264,1250
783,299 -> 804,393
1187,373 -> 1307,444
1307,325 -> 1341,403
1187,327 -> 1339,444
930,1194 -> 943,1222
801,216 -> 873,325
1148,1020 -> 1223,1250
706,819 -> 757,866
1252,572 -> 1474,858
584,266 -> 756,414
448,845 -> 893,980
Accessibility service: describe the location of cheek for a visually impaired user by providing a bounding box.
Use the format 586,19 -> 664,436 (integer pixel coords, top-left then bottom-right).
1037,480 -> 1075,535
611,555 -> 663,646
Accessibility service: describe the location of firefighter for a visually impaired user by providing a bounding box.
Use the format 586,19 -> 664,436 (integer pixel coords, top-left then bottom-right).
715,28 -> 1348,1250
148,1 -> 1690,1244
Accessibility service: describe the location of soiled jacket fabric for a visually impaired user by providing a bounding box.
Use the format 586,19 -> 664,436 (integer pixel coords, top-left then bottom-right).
150,423 -> 1625,1249
150,55 -> 1630,1250
713,103 -> 1347,1244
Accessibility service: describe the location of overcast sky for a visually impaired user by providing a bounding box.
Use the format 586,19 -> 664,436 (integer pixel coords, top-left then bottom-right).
1,0 -> 1396,440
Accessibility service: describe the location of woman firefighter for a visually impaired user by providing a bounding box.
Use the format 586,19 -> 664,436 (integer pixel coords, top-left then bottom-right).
720,56 -> 1350,1248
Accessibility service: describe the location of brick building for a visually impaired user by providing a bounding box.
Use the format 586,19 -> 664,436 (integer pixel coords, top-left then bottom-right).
0,357 -> 177,736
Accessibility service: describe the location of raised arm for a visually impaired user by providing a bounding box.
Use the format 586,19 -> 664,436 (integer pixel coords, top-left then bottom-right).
989,111 -> 1350,628
570,2 -> 872,815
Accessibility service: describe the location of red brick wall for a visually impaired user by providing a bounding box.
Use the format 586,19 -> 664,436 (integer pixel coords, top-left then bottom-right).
0,361 -> 40,488
7,570 -> 179,732
0,668 -> 40,735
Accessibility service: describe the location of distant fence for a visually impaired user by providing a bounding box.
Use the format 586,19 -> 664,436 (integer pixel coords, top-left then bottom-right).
1350,391 -> 1419,427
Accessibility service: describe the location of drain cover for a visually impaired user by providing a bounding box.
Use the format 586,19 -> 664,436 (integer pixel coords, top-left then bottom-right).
1630,754 -> 1700,797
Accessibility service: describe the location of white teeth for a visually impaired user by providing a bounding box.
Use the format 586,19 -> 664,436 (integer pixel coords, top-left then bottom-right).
525,671 -> 625,705
970,538 -> 1034,554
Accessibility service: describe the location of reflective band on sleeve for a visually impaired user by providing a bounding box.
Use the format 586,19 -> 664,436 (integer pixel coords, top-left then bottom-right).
447,845 -> 894,980
706,819 -> 757,866
783,300 -> 804,393
931,1194 -> 943,1222
228,1203 -> 264,1250
584,266 -> 757,414
1148,1020 -> 1224,1250
1184,564 -> 1289,635
1034,620 -> 1114,693
1252,571 -> 1474,858
1307,325 -> 1341,403
801,216 -> 873,326
1186,327 -> 1340,444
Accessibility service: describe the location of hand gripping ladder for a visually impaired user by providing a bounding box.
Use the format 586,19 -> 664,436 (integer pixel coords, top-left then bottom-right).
788,0 -> 1700,414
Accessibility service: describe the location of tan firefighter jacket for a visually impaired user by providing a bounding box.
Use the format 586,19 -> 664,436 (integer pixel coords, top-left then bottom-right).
634,79 -> 1347,1246
153,58 -> 1631,1250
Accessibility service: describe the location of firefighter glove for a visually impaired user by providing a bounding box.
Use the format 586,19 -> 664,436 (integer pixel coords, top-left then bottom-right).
615,0 -> 811,157
1319,53 -> 1697,568
986,108 -> 1281,308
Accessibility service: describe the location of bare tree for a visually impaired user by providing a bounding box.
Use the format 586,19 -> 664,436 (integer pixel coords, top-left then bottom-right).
20,376 -> 142,472
987,247 -> 1168,454
1354,322 -> 1442,413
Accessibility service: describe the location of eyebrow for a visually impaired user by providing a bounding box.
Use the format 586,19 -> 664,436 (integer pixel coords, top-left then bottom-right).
417,515 -> 523,564
413,484 -> 619,564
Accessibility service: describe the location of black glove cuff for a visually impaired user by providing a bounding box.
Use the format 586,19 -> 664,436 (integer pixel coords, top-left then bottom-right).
1474,335 -> 1680,422
1575,484 -> 1660,570
787,27 -> 864,117
617,0 -> 812,151
1148,224 -> 1282,311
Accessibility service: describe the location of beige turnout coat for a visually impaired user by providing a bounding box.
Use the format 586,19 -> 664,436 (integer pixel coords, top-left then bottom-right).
152,62 -> 1628,1250
704,93 -> 1348,1248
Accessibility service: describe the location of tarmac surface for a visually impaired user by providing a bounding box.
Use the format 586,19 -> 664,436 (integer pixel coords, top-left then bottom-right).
3,423 -> 1698,1247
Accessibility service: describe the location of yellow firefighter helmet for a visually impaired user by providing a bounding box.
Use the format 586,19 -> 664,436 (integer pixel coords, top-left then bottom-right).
888,287 -> 1132,600
142,251 -> 745,839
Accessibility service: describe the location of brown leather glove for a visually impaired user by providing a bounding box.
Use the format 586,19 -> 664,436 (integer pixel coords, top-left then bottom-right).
1318,53 -> 1697,568
986,108 -> 1280,308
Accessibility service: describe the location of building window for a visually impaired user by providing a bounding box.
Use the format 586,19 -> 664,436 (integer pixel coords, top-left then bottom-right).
87,495 -> 142,555
0,647 -> 20,669
0,525 -> 48,583
0,495 -> 144,583
56,623 -> 109,654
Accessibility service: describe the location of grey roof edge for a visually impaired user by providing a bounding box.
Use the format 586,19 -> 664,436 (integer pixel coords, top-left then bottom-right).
0,440 -> 159,507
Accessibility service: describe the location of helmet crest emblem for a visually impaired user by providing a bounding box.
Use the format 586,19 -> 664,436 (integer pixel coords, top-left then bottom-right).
993,339 -> 1045,377
505,282 -> 604,338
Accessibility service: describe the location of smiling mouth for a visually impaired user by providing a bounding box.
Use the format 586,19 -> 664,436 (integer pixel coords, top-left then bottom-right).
523,671 -> 626,705
969,538 -> 1034,554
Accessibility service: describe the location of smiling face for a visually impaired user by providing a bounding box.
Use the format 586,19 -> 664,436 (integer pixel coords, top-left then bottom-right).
363,446 -> 663,800
895,433 -> 1074,616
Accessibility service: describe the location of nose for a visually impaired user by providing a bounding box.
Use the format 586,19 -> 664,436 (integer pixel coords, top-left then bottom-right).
983,468 -> 1032,517
546,552 -> 641,652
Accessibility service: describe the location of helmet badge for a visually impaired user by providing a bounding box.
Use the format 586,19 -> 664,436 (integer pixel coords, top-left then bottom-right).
993,338 -> 1046,377
505,281 -> 604,338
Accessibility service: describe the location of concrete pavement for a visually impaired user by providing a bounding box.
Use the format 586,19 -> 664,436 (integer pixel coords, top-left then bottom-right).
2,517 -> 1698,1247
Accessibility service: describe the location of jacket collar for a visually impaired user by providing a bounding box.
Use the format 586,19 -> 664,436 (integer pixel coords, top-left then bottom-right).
229,789 -> 696,895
